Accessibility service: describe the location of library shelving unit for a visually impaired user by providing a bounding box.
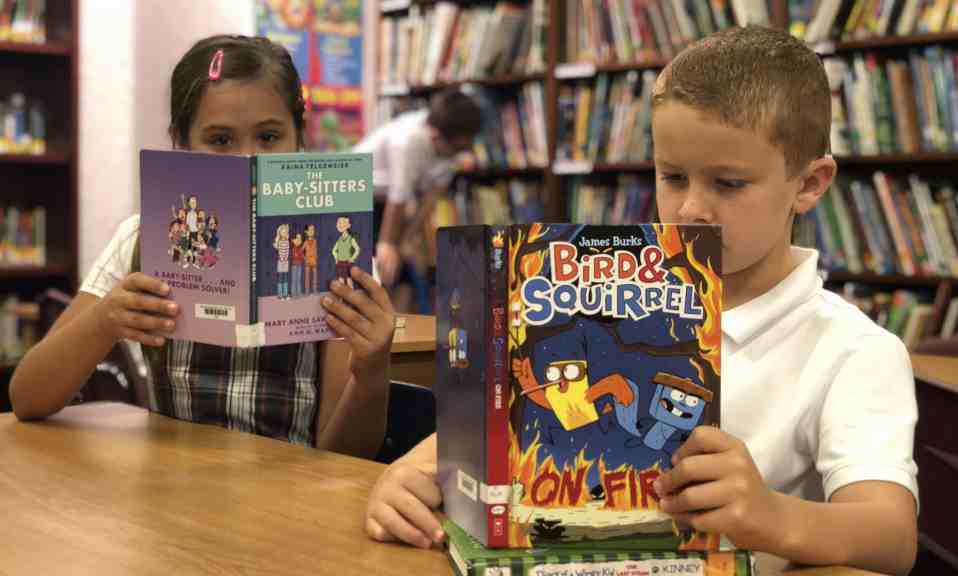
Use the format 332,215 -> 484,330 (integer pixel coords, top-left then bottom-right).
375,0 -> 958,344
0,0 -> 78,410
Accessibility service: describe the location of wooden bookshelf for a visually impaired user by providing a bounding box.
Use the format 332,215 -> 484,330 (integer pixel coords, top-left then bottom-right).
456,167 -> 546,178
554,59 -> 669,79
0,152 -> 70,165
823,271 -> 953,288
0,1 -> 78,409
380,73 -> 546,98
834,152 -> 958,166
815,31 -> 958,53
374,0 -> 958,344
0,41 -> 71,56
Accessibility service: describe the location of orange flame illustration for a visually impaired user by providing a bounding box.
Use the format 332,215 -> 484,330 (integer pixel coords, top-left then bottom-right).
508,226 -> 549,351
654,223 -> 684,260
705,552 -> 737,576
686,242 -> 722,377
653,224 -> 722,378
679,529 -> 722,552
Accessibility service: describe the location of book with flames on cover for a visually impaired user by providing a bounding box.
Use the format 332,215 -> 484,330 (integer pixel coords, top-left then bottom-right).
140,149 -> 373,348
443,519 -> 752,576
436,224 -> 722,549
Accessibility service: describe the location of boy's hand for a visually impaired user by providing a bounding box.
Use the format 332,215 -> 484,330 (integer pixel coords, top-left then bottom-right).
366,459 -> 444,549
653,426 -> 780,550
96,272 -> 179,347
321,266 -> 395,383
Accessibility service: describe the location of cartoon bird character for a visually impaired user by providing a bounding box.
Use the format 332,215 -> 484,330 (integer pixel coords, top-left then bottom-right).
512,355 -> 635,432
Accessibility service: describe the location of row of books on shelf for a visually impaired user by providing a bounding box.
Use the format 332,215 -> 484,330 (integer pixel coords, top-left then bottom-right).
0,205 -> 46,267
556,70 -> 658,165
806,172 -> 958,276
470,84 -> 549,170
795,0 -> 958,44
436,178 -> 545,227
826,48 -> 958,156
569,174 -> 658,224
0,294 -> 38,363
378,0 -> 547,91
0,92 -> 46,155
0,0 -> 45,45
563,0 -> 765,65
835,283 -> 958,344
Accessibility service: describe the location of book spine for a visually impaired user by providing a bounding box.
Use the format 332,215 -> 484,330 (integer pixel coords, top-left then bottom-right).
250,158 -> 258,325
485,225 -> 510,548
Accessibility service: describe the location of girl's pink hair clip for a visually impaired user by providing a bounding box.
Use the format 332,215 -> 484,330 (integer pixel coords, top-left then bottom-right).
208,49 -> 224,81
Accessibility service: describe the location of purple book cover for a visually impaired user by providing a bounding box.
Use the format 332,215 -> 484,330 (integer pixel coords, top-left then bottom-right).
140,150 -> 373,348
140,150 -> 253,347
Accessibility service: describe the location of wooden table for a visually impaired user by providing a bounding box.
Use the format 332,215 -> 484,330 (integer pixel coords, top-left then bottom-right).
0,403 -> 878,575
390,314 -> 436,388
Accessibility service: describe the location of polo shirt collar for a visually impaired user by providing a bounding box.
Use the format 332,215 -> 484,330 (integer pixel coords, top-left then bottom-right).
722,247 -> 822,345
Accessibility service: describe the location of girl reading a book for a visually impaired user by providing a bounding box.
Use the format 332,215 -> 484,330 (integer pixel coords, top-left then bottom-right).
9,35 -> 395,458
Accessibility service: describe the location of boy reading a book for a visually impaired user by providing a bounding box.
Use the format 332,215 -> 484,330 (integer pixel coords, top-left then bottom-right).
365,26 -> 919,575
10,35 -> 395,458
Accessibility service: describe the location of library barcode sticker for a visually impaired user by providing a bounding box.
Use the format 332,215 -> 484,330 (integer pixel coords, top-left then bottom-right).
195,303 -> 236,321
458,470 -> 478,501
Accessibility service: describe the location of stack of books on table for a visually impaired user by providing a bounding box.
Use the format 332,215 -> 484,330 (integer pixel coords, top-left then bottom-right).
436,223 -> 752,576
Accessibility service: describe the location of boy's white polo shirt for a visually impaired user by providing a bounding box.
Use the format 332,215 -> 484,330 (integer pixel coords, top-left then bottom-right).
721,247 -> 918,505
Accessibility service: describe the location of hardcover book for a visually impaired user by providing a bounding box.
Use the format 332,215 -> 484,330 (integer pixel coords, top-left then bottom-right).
444,519 -> 751,576
140,149 -> 373,348
436,224 -> 722,549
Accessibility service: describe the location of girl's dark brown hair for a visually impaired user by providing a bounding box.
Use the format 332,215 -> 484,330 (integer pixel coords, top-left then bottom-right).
169,35 -> 306,148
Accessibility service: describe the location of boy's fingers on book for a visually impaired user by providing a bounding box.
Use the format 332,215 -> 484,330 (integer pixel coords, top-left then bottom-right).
671,507 -> 727,539
656,451 -> 728,497
406,475 -> 443,510
365,516 -> 396,543
369,505 -> 433,549
391,493 -> 444,543
658,477 -> 727,514
672,425 -> 738,462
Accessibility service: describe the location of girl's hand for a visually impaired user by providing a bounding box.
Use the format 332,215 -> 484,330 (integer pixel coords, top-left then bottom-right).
321,266 -> 396,383
95,272 -> 180,347
653,426 -> 780,550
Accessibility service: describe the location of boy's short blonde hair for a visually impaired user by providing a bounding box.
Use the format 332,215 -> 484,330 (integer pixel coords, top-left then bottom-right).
652,26 -> 830,178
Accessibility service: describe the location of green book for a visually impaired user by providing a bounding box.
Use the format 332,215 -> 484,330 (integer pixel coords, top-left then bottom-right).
444,519 -> 753,576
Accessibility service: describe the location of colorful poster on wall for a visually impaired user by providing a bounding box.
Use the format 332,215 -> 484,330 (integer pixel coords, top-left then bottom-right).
255,0 -> 364,152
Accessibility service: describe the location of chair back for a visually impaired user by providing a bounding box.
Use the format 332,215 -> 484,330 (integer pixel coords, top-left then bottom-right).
375,380 -> 436,464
